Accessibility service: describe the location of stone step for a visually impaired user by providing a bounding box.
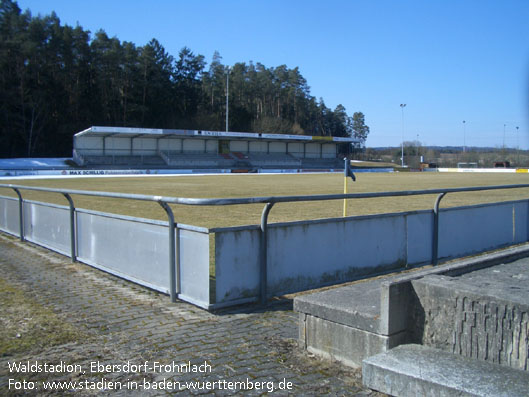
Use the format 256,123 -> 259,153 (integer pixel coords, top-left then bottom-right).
294,277 -> 385,333
295,277 -> 408,368
362,344 -> 529,397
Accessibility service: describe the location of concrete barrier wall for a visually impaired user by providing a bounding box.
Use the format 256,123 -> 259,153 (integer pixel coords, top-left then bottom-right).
0,196 -> 20,235
0,196 -> 211,309
177,228 -> 211,308
267,214 -> 408,294
513,201 -> 529,242
1,194 -> 528,309
76,210 -> 171,293
214,212 -> 426,304
213,200 -> 529,305
76,210 -> 211,307
24,201 -> 71,256
214,227 -> 261,303
438,201 -> 528,260
407,211 -> 433,264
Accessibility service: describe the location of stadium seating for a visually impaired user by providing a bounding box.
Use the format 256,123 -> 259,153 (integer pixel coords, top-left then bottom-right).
80,155 -> 165,167
301,158 -> 342,169
160,151 -> 235,168
75,149 -> 341,170
246,153 -> 301,168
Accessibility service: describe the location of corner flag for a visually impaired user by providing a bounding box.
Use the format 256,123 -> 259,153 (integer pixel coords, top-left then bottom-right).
343,158 -> 355,217
345,161 -> 356,182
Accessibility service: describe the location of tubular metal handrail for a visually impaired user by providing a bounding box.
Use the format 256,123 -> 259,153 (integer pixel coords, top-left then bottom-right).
3,183 -> 529,205
2,182 -> 529,305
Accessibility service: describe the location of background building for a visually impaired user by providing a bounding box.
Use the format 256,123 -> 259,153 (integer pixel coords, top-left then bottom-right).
73,126 -> 357,171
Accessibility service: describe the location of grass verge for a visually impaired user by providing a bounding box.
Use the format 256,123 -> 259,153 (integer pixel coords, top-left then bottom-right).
0,277 -> 82,357
1,172 -> 529,228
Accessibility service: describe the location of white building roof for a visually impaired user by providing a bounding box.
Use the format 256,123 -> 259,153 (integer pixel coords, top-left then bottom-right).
75,126 -> 358,143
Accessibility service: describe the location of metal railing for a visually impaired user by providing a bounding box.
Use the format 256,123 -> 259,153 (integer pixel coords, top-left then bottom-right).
2,183 -> 529,306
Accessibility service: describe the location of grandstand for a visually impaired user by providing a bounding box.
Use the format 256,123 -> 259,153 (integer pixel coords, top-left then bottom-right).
73,126 -> 357,171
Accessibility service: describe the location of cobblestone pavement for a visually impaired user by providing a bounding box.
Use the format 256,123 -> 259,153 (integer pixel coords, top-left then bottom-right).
0,233 -> 385,396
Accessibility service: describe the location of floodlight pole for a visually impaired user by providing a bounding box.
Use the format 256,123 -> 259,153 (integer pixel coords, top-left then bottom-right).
226,66 -> 230,132
400,104 -> 406,167
516,126 -> 519,165
463,120 -> 466,153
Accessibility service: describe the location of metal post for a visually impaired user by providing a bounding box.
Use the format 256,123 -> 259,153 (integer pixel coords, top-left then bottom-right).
226,66 -> 230,132
176,222 -> 181,296
400,103 -> 406,167
260,202 -> 275,306
516,126 -> 520,165
432,192 -> 446,265
343,158 -> 348,217
62,193 -> 77,262
463,120 -> 466,153
159,201 -> 178,302
12,188 -> 24,241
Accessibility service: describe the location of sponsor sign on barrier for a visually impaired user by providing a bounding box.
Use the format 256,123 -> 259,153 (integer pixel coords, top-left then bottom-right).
1,168 -> 395,178
438,168 -> 519,173
0,169 -> 232,177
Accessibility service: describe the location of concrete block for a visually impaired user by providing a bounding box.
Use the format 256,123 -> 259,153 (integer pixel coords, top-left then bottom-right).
411,264 -> 529,371
294,278 -> 384,333
298,312 -> 306,348
380,280 -> 412,335
303,314 -> 407,368
363,344 -> 529,397
295,245 -> 529,370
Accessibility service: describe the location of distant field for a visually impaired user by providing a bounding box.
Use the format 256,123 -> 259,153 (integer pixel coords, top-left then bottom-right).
1,172 -> 529,228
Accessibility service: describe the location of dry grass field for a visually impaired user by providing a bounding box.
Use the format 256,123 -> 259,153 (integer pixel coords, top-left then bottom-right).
2,172 -> 529,228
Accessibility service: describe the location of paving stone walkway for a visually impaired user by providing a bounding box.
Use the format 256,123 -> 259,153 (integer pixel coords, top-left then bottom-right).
0,233 -> 384,396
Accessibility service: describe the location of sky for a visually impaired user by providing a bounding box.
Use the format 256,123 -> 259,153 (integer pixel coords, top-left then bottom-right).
17,0 -> 529,149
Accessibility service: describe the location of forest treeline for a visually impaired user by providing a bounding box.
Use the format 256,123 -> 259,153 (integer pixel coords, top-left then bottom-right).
0,0 -> 369,158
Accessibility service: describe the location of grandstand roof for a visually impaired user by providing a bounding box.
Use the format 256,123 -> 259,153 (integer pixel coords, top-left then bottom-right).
75,126 -> 358,143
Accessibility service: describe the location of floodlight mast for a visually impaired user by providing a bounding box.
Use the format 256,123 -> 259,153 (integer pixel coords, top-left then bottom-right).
400,104 -> 406,167
463,120 -> 466,153
516,126 -> 520,165
226,66 -> 230,132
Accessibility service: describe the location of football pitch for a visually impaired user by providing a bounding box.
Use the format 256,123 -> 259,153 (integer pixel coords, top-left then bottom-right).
2,172 -> 529,228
